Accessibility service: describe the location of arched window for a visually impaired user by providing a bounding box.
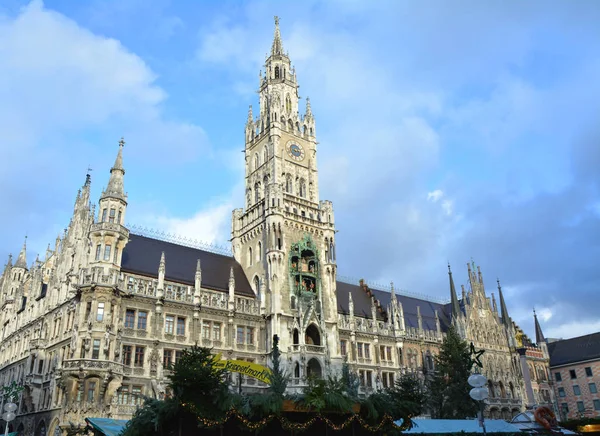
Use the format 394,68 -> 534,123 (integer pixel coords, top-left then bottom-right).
274,66 -> 280,79
299,179 -> 306,198
307,358 -> 322,379
286,175 -> 293,193
293,329 -> 299,345
294,362 -> 300,378
257,241 -> 262,261
248,247 -> 253,266
305,324 -> 321,346
263,146 -> 268,163
254,153 -> 259,170
255,183 -> 260,203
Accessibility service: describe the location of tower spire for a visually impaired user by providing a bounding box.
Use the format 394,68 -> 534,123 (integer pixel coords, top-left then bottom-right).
305,97 -> 313,118
533,309 -> 546,344
448,263 -> 461,318
102,137 -> 126,201
497,279 -> 511,327
271,16 -> 284,55
14,237 -> 28,269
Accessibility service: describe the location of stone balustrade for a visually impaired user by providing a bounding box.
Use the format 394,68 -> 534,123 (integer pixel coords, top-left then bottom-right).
89,222 -> 130,239
62,359 -> 124,375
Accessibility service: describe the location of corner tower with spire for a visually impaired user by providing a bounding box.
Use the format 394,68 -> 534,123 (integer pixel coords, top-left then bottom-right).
88,138 -> 130,271
231,17 -> 339,374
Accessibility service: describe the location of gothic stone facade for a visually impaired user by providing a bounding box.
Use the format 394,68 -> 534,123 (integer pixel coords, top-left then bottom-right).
0,18 -> 554,435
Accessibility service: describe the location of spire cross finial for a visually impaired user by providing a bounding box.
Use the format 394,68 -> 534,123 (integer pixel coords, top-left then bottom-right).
274,16 -> 279,26
87,165 -> 93,173
119,137 -> 125,148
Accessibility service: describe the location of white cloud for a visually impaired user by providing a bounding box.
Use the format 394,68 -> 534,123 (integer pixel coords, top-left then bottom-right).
0,0 -> 208,165
546,319 -> 600,341
427,190 -> 444,202
0,0 -> 211,264
152,203 -> 233,246
427,190 -> 454,216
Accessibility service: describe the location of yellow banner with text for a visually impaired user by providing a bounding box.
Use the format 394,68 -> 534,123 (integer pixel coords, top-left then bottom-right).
212,354 -> 272,385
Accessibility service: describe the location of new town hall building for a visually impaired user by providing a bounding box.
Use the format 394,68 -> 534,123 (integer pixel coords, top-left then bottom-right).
0,19 -> 556,435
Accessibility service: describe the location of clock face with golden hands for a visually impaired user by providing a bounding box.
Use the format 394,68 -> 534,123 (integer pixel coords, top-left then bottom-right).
287,141 -> 305,161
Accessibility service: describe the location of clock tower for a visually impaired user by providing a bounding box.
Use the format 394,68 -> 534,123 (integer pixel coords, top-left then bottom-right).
231,17 -> 340,378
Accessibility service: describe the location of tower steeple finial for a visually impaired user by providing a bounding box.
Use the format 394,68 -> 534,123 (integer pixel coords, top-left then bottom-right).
247,105 -> 253,124
271,16 -> 284,55
448,263 -> 461,318
102,137 -> 127,201
497,278 -> 511,327
305,97 -> 313,118
533,308 -> 546,344
14,236 -> 28,269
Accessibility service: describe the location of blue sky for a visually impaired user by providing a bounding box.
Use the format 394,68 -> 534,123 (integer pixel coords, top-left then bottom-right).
1,0 -> 599,340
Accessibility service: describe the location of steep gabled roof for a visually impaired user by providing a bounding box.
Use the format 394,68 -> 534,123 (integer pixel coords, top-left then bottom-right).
121,234 -> 254,297
121,233 -> 452,328
548,332 -> 600,367
335,280 -> 452,331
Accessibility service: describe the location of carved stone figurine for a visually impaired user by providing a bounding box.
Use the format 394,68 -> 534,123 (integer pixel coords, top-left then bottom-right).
104,325 -> 111,354
114,328 -> 122,361
70,325 -> 78,357
149,347 -> 159,372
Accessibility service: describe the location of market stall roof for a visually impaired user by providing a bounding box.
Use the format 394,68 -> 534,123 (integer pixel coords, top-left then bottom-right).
85,418 -> 128,436
400,419 -> 521,433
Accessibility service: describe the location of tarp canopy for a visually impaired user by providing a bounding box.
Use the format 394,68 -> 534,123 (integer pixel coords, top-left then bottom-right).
400,419 -> 522,433
85,417 -> 129,436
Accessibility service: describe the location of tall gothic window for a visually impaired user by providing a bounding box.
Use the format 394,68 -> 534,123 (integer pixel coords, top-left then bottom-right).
274,66 -> 280,79
254,153 -> 259,170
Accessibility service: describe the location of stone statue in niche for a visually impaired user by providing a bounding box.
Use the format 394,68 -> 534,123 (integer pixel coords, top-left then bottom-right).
149,347 -> 159,372
104,325 -> 111,354
114,328 -> 122,361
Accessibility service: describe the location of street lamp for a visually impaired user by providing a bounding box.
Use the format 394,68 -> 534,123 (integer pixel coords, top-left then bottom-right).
469,370 -> 489,435
2,401 -> 17,436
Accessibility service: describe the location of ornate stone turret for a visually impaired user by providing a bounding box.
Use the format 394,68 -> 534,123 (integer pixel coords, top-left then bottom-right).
89,138 -> 130,274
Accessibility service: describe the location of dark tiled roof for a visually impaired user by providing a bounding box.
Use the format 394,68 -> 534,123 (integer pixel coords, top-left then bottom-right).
121,234 -> 451,325
336,281 -> 385,320
548,332 -> 600,367
121,234 -> 255,297
335,280 -> 452,331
